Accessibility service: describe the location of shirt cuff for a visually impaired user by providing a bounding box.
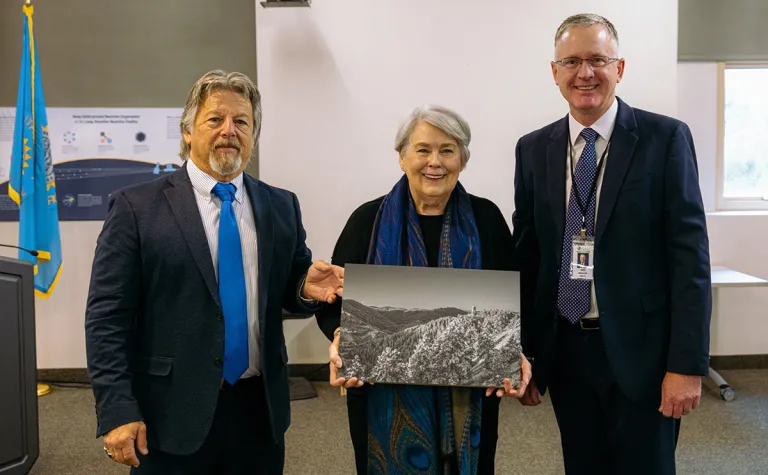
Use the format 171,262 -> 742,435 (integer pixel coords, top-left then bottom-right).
298,275 -> 320,306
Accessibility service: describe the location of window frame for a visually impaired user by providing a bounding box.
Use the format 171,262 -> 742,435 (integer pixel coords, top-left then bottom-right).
717,62 -> 768,211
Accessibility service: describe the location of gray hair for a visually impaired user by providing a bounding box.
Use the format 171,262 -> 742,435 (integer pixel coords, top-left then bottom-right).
554,13 -> 619,48
178,69 -> 262,160
394,105 -> 471,169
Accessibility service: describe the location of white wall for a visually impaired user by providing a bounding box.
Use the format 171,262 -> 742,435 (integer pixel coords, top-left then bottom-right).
0,221 -> 102,368
17,3 -> 747,368
257,1 -> 679,363
678,62 -> 768,356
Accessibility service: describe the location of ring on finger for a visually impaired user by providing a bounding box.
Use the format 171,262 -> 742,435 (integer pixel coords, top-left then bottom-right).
103,446 -> 114,458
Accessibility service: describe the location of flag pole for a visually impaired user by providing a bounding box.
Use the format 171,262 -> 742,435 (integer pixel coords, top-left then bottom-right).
21,0 -> 52,398
26,0 -> 52,398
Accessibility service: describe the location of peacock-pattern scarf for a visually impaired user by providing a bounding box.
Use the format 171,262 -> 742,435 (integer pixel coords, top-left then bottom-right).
365,174 -> 483,475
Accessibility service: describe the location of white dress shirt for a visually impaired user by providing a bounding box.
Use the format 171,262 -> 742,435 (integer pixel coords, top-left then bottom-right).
187,159 -> 261,377
565,98 -> 618,320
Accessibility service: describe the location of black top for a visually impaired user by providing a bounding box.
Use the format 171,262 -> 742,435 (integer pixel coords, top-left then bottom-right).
314,194 -> 518,341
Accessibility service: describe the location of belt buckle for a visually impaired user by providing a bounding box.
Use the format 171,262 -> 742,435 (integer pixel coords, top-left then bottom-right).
579,317 -> 600,331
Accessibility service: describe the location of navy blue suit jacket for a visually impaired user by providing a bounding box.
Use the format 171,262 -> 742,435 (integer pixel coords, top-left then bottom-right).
512,98 -> 712,401
85,165 -> 318,455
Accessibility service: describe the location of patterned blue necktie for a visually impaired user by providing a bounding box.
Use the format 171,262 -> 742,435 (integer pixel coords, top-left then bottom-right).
557,127 -> 598,323
211,183 -> 249,384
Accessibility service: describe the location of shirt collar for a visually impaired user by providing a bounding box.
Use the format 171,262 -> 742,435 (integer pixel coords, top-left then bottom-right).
186,158 -> 244,204
568,97 -> 619,145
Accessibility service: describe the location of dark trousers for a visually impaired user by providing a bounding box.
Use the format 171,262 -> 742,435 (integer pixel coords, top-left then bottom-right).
131,376 -> 284,475
548,318 -> 680,475
345,387 -> 501,474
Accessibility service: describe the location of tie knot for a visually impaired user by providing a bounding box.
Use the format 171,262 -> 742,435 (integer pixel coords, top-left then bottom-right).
580,127 -> 598,144
212,183 -> 236,203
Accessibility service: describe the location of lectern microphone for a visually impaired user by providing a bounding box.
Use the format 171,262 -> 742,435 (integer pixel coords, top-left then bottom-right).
0,243 -> 39,257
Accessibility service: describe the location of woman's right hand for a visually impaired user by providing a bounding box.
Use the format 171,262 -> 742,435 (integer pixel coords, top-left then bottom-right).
329,329 -> 364,389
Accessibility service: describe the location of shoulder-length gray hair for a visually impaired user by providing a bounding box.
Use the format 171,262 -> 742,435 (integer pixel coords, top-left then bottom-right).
178,69 -> 262,160
394,105 -> 471,169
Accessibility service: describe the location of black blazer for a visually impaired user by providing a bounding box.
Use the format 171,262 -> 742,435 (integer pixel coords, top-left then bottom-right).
512,97 -> 712,401
85,165 -> 317,455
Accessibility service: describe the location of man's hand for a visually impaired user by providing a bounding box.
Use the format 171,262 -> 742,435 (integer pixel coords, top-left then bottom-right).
486,353 -> 532,398
103,421 -> 148,467
329,329 -> 363,389
659,372 -> 701,418
519,379 -> 542,406
302,260 -> 344,304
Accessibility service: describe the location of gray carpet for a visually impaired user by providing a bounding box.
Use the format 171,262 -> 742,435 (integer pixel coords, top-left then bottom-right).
28,369 -> 768,474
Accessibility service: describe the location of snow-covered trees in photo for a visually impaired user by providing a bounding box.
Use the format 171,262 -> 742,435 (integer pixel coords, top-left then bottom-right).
339,299 -> 522,387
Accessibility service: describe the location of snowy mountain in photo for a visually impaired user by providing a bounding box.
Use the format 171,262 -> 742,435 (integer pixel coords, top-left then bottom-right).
339,299 -> 522,387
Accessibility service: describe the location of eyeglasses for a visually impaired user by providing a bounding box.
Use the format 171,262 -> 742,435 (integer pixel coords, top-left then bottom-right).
553,56 -> 620,69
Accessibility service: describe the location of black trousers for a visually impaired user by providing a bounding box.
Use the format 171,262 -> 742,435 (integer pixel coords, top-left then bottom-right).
345,387 -> 501,474
548,318 -> 680,475
131,376 -> 284,475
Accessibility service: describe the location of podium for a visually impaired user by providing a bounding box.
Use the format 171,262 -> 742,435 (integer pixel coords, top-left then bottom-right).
0,256 -> 39,475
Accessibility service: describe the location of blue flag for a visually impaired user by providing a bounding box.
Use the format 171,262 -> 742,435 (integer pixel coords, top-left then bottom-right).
8,4 -> 62,299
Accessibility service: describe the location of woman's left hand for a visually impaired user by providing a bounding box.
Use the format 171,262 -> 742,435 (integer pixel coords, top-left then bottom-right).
485,353 -> 532,398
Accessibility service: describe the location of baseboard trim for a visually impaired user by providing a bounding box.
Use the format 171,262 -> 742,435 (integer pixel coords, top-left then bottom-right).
710,355 -> 768,370
37,364 -> 333,385
288,363 -> 330,381
37,368 -> 90,384
36,356 -> 767,385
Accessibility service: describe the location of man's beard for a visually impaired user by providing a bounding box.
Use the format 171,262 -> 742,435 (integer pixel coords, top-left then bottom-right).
209,139 -> 243,176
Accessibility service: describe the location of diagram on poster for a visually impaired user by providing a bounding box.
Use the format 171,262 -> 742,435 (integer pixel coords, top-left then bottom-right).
0,107 -> 184,220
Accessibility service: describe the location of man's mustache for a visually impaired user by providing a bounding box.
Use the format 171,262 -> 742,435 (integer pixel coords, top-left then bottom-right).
213,140 -> 241,151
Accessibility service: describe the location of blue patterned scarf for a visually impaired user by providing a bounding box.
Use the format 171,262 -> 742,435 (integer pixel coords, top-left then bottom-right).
365,174 -> 483,475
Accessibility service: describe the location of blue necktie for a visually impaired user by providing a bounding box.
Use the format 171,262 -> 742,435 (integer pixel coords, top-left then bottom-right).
211,183 -> 249,384
557,128 -> 598,323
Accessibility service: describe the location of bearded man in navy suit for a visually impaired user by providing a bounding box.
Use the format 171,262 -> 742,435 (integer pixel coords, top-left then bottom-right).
86,70 -> 344,475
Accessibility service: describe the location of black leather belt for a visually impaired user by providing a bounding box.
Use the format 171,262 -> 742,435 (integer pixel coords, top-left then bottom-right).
579,317 -> 600,330
559,315 -> 601,331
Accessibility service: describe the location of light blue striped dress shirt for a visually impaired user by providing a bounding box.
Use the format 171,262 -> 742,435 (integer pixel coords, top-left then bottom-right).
187,159 -> 261,377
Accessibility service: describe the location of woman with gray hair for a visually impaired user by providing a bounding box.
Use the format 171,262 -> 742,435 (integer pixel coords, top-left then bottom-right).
314,105 -> 532,474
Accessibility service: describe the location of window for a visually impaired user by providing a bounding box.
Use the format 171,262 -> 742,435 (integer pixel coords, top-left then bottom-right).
718,63 -> 768,210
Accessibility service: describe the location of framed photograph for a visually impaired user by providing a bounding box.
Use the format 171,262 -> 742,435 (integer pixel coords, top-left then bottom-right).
338,264 -> 521,388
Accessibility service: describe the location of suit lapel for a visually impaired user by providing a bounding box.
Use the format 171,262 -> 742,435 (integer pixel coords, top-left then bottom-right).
595,98 -> 638,244
547,116 -> 569,256
164,166 -> 220,307
244,175 -> 273,326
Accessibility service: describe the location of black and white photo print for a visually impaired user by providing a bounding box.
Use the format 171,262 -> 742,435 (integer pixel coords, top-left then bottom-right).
338,264 -> 521,388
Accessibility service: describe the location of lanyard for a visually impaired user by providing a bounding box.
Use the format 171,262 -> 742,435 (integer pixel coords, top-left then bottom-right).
569,135 -> 610,239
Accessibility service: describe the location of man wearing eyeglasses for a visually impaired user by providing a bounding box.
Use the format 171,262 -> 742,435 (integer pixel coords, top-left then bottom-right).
511,13 -> 711,475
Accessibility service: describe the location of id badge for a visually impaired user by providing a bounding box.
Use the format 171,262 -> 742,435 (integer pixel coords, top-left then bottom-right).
570,237 -> 594,280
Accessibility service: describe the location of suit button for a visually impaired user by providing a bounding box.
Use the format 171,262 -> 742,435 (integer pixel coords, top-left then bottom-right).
217,313 -> 223,322
214,358 -> 223,368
